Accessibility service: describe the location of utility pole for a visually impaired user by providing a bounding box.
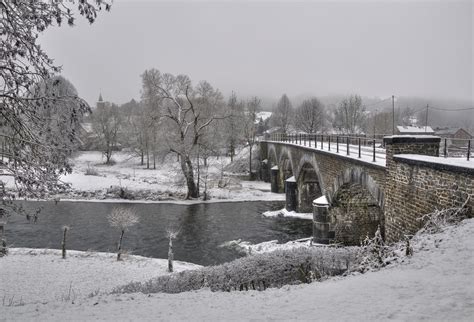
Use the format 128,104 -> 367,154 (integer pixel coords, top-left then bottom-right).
392,95 -> 395,134
373,109 -> 377,138
425,104 -> 429,132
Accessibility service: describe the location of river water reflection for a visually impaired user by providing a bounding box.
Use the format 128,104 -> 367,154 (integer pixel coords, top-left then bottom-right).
5,200 -> 312,266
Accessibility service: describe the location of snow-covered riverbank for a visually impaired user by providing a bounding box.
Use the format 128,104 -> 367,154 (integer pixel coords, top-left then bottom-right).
2,219 -> 473,321
54,150 -> 284,204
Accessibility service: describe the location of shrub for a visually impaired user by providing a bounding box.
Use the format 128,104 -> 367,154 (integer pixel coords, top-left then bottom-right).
114,247 -> 356,294
85,166 -> 100,176
106,186 -> 135,200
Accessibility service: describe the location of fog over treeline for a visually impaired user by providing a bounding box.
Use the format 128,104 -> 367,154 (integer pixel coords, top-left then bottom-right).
39,0 -> 472,110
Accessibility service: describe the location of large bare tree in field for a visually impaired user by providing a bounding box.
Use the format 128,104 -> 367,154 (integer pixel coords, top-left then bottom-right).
294,97 -> 325,134
140,69 -> 226,199
0,0 -> 110,202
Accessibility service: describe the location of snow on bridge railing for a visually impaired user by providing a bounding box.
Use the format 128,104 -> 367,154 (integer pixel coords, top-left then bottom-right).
266,133 -> 386,164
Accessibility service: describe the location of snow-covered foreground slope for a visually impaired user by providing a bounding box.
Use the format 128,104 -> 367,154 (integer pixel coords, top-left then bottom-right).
2,219 -> 474,321
0,249 -> 201,305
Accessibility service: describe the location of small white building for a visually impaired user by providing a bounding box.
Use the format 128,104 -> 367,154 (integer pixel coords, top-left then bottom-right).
396,125 -> 435,135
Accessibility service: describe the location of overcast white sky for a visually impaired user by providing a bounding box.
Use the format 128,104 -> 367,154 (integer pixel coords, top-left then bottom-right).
39,0 -> 473,106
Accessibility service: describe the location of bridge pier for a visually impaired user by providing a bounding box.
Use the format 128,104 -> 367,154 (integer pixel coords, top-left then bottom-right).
270,166 -> 279,193
260,159 -> 270,182
313,196 -> 331,244
285,176 -> 297,211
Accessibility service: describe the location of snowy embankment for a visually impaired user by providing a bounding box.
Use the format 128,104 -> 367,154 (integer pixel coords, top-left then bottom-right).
0,248 -> 201,305
3,219 -> 474,321
52,150 -> 284,203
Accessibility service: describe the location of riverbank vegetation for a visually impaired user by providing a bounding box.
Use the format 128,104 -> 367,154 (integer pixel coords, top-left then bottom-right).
113,205 -> 471,295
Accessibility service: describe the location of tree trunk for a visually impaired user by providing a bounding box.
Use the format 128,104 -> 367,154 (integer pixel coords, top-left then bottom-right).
249,144 -> 253,179
61,228 -> 68,259
146,140 -> 150,169
168,237 -> 173,273
181,155 -> 198,199
117,229 -> 125,261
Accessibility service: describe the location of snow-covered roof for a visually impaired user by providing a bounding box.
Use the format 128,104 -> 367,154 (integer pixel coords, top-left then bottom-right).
256,111 -> 272,122
397,125 -> 434,134
285,176 -> 296,183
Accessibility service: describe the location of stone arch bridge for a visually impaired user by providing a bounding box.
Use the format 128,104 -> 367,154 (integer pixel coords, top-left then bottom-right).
260,136 -> 474,244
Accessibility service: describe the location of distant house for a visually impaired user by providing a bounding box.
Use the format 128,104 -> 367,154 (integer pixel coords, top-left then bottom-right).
396,125 -> 435,135
434,127 -> 472,151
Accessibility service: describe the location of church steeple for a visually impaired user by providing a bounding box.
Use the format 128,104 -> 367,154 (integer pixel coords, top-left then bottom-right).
97,93 -> 105,109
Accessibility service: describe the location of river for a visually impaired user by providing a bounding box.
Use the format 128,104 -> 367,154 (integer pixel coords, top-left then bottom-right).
4,200 -> 312,266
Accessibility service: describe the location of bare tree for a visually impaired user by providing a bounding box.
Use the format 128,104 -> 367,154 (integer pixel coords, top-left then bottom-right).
333,95 -> 366,134
271,94 -> 293,134
400,106 -> 416,126
243,96 -> 261,178
294,97 -> 325,133
107,207 -> 139,261
224,92 -> 244,161
92,103 -> 122,164
139,69 -> 226,199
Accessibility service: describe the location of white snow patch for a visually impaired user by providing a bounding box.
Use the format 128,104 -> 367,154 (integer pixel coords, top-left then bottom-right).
262,208 -> 313,220
220,237 -> 314,254
313,195 -> 329,206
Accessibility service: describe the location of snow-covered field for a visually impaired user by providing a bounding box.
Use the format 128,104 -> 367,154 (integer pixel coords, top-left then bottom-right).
2,219 -> 473,321
55,150 -> 284,203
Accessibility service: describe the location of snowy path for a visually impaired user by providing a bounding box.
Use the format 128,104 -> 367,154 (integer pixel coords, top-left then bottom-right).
2,219 -> 473,321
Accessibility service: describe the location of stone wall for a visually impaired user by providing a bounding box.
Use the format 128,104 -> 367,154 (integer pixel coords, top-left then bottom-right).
383,136 -> 474,242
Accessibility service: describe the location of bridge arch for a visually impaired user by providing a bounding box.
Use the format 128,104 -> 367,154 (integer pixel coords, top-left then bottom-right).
294,155 -> 325,213
329,167 -> 384,209
329,167 -> 384,245
278,149 -> 294,193
267,144 -> 278,169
